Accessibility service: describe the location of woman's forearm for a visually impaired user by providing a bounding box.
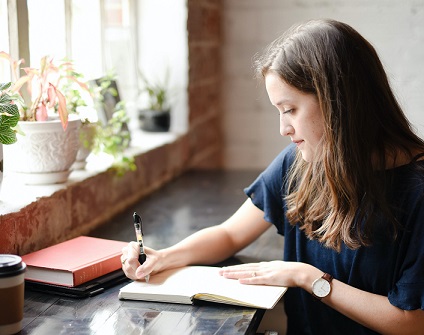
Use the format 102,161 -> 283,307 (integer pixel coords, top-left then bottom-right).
298,264 -> 424,335
157,225 -> 240,270
157,199 -> 271,271
326,279 -> 423,335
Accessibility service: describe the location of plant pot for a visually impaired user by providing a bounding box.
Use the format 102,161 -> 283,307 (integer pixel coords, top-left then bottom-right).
73,122 -> 97,170
138,109 -> 170,132
3,115 -> 81,184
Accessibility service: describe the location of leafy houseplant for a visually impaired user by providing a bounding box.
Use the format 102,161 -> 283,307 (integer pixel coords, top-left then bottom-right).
91,102 -> 136,176
137,71 -> 171,132
0,82 -> 21,184
0,53 -> 82,184
7,54 -> 70,128
60,71 -> 135,175
56,60 -> 99,170
90,75 -> 135,175
0,82 -> 20,145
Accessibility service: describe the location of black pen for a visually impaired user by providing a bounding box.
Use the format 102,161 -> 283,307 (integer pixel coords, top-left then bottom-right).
133,212 -> 150,282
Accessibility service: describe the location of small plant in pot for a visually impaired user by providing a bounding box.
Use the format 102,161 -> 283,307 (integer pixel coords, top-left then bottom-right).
51,62 -> 135,175
92,75 -> 135,175
57,60 -> 98,170
0,82 -> 21,194
91,100 -> 136,176
0,52 -> 82,184
0,82 -> 21,183
0,82 -> 20,145
137,71 -> 171,132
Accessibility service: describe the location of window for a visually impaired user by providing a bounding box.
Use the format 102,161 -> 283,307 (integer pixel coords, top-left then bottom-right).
70,0 -> 103,79
2,0 -> 136,112
102,0 -> 137,104
0,0 -> 188,133
0,0 -> 10,81
27,0 -> 66,66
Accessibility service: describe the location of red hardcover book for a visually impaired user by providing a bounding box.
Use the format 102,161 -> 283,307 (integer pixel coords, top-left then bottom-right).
21,236 -> 127,287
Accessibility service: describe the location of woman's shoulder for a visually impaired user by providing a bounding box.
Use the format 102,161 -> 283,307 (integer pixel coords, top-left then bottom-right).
388,160 -> 424,212
390,159 -> 424,184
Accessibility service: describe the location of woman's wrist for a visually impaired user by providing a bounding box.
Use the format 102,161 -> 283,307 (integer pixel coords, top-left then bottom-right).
156,246 -> 187,272
155,248 -> 172,272
296,263 -> 325,293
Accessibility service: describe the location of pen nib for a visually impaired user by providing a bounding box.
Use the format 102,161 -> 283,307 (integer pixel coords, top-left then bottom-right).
133,212 -> 142,223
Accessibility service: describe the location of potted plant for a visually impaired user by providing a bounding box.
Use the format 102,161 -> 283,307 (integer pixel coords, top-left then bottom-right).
90,101 -> 136,176
0,52 -> 82,184
137,71 -> 171,132
57,60 -> 98,170
0,82 -> 20,145
0,82 -> 21,188
89,75 -> 135,175
60,71 -> 135,175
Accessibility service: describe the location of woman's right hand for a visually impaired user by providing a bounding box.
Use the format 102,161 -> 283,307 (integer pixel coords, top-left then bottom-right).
121,242 -> 161,281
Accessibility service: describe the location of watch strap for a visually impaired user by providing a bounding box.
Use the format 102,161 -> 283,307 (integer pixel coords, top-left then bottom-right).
322,272 -> 333,283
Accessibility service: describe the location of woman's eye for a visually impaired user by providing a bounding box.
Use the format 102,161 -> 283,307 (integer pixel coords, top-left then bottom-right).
283,109 -> 293,114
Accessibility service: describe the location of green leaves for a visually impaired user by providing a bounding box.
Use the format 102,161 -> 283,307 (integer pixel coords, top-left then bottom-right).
0,83 -> 20,145
138,70 -> 170,111
91,101 -> 136,176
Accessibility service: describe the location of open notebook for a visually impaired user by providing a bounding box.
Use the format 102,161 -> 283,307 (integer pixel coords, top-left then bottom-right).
118,266 -> 287,309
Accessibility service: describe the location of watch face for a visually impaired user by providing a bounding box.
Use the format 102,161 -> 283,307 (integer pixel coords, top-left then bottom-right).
312,277 -> 331,298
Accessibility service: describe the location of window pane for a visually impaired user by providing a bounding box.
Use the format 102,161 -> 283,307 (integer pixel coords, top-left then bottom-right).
27,0 -> 66,66
71,0 -> 103,79
103,0 -> 137,102
0,0 -> 10,82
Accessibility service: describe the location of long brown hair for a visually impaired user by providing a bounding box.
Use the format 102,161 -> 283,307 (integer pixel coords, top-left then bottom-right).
254,19 -> 424,251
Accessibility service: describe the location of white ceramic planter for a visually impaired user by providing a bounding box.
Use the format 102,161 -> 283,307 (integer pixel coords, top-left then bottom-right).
3,115 -> 81,184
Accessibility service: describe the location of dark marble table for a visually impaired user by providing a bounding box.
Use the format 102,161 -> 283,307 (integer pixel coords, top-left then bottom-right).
22,170 -> 285,335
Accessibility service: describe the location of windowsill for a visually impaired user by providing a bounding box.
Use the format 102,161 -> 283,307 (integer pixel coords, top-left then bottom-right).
0,129 -> 182,215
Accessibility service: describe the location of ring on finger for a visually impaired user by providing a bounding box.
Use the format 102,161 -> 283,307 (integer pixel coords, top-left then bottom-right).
121,258 -> 127,265
252,271 -> 256,277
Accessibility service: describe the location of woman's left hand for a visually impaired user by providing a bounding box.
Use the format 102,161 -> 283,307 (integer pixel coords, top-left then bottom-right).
219,260 -> 319,288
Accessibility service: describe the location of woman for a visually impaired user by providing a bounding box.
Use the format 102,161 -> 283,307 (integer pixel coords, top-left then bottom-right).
122,19 -> 424,334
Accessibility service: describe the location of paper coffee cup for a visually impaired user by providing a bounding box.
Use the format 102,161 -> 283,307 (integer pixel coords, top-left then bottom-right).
0,255 -> 26,335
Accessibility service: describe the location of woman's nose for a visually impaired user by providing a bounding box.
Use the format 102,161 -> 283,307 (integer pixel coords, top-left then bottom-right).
280,121 -> 294,136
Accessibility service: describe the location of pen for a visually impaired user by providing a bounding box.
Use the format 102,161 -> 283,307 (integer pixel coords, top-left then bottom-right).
133,212 -> 150,282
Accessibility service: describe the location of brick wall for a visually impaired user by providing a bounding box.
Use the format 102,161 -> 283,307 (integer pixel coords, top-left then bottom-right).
187,0 -> 223,168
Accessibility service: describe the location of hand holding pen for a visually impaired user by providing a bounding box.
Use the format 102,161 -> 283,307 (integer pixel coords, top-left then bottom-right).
133,212 -> 150,282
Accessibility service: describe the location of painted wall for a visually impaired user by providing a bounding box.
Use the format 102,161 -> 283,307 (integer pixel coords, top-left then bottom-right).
222,0 -> 424,169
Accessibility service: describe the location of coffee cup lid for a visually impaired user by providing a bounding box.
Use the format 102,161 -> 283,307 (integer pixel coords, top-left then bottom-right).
0,254 -> 26,277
